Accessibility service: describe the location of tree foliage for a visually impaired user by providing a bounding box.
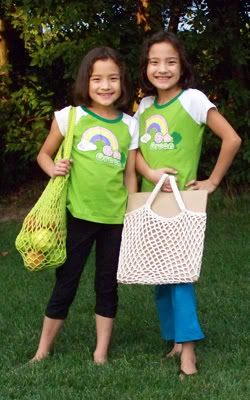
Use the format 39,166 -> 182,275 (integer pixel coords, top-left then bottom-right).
0,0 -> 249,193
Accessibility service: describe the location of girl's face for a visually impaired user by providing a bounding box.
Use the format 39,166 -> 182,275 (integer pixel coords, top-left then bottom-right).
89,58 -> 121,110
147,41 -> 182,98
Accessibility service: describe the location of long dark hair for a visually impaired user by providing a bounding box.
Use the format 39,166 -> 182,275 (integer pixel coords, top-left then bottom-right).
73,47 -> 131,111
140,31 -> 194,95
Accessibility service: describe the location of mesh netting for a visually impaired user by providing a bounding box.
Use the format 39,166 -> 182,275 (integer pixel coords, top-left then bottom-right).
15,107 -> 76,272
117,175 -> 207,285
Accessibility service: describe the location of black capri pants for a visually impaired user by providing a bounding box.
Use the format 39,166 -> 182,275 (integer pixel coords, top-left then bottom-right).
45,212 -> 123,319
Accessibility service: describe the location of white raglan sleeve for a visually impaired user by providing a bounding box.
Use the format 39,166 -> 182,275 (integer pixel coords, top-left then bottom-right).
54,106 -> 71,137
180,89 -> 216,125
55,106 -> 84,136
128,118 -> 139,150
195,90 -> 216,124
133,96 -> 155,121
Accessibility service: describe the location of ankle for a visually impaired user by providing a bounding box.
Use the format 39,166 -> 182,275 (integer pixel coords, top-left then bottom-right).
180,342 -> 197,374
181,342 -> 196,356
166,343 -> 182,358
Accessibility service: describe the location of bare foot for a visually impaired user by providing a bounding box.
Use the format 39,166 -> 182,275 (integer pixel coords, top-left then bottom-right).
29,351 -> 51,364
166,343 -> 182,358
179,342 -> 197,377
179,365 -> 197,381
93,351 -> 108,365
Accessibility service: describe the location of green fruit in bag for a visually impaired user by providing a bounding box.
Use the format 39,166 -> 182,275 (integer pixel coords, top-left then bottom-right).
31,228 -> 57,252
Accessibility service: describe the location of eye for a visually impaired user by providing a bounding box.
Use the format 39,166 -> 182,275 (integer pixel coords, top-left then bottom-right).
149,60 -> 158,65
111,77 -> 119,81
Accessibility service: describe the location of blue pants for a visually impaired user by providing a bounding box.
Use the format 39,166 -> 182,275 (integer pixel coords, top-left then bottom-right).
155,283 -> 204,343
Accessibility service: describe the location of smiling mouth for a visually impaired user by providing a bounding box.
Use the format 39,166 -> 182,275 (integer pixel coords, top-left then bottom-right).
155,76 -> 171,79
98,93 -> 114,96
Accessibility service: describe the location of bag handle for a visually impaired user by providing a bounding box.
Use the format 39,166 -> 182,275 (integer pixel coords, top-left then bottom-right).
62,106 -> 77,159
145,173 -> 186,211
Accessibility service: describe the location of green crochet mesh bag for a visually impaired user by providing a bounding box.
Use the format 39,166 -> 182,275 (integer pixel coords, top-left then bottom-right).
15,106 -> 76,272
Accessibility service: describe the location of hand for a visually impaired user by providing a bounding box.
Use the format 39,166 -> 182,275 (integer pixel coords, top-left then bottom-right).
185,178 -> 218,194
51,159 -> 72,178
148,168 -> 178,192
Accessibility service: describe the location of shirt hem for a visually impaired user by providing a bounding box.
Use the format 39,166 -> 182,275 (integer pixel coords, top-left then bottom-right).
67,208 -> 124,225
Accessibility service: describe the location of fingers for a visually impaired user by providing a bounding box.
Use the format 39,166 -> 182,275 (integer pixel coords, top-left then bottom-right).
159,168 -> 177,178
161,186 -> 173,192
164,168 -> 177,175
185,180 -> 199,190
161,174 -> 178,192
53,159 -> 72,176
161,180 -> 173,192
186,179 -> 216,192
186,179 -> 196,187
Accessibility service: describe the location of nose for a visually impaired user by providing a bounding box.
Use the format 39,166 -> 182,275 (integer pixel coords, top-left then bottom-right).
158,62 -> 167,73
101,79 -> 111,90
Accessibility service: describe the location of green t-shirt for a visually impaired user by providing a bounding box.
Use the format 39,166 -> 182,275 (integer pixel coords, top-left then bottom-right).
55,106 -> 138,224
134,89 -> 215,191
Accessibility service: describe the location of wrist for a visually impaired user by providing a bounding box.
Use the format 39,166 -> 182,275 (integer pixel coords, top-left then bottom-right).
49,164 -> 56,178
208,177 -> 219,189
147,168 -> 156,183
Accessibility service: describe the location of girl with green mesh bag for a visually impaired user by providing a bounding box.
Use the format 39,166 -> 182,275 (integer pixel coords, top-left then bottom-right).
22,47 -> 138,366
15,107 -> 76,271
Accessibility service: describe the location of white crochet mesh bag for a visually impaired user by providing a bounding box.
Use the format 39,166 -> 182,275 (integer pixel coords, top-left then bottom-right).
117,174 -> 207,284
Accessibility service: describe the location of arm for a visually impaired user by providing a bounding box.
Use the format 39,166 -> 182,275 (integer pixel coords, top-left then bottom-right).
186,109 -> 241,193
136,150 -> 177,192
37,118 -> 72,178
124,150 -> 138,193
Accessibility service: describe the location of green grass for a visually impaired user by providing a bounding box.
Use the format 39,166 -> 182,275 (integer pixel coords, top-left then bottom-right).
0,194 -> 249,400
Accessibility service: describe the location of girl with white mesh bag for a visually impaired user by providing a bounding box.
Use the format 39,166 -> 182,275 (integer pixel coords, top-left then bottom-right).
132,31 -> 241,378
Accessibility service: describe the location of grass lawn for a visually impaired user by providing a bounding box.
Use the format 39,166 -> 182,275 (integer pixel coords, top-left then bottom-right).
0,193 -> 249,400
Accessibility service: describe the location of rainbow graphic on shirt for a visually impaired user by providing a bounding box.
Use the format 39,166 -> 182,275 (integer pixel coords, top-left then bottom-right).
140,114 -> 181,150
141,114 -> 172,144
77,126 -> 123,166
146,115 -> 168,135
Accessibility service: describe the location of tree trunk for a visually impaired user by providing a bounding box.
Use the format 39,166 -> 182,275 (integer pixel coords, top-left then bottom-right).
0,18 -> 8,73
136,0 -> 151,31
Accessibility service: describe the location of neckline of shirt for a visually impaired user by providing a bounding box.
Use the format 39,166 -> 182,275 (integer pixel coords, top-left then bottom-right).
81,106 -> 123,123
154,89 -> 185,109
